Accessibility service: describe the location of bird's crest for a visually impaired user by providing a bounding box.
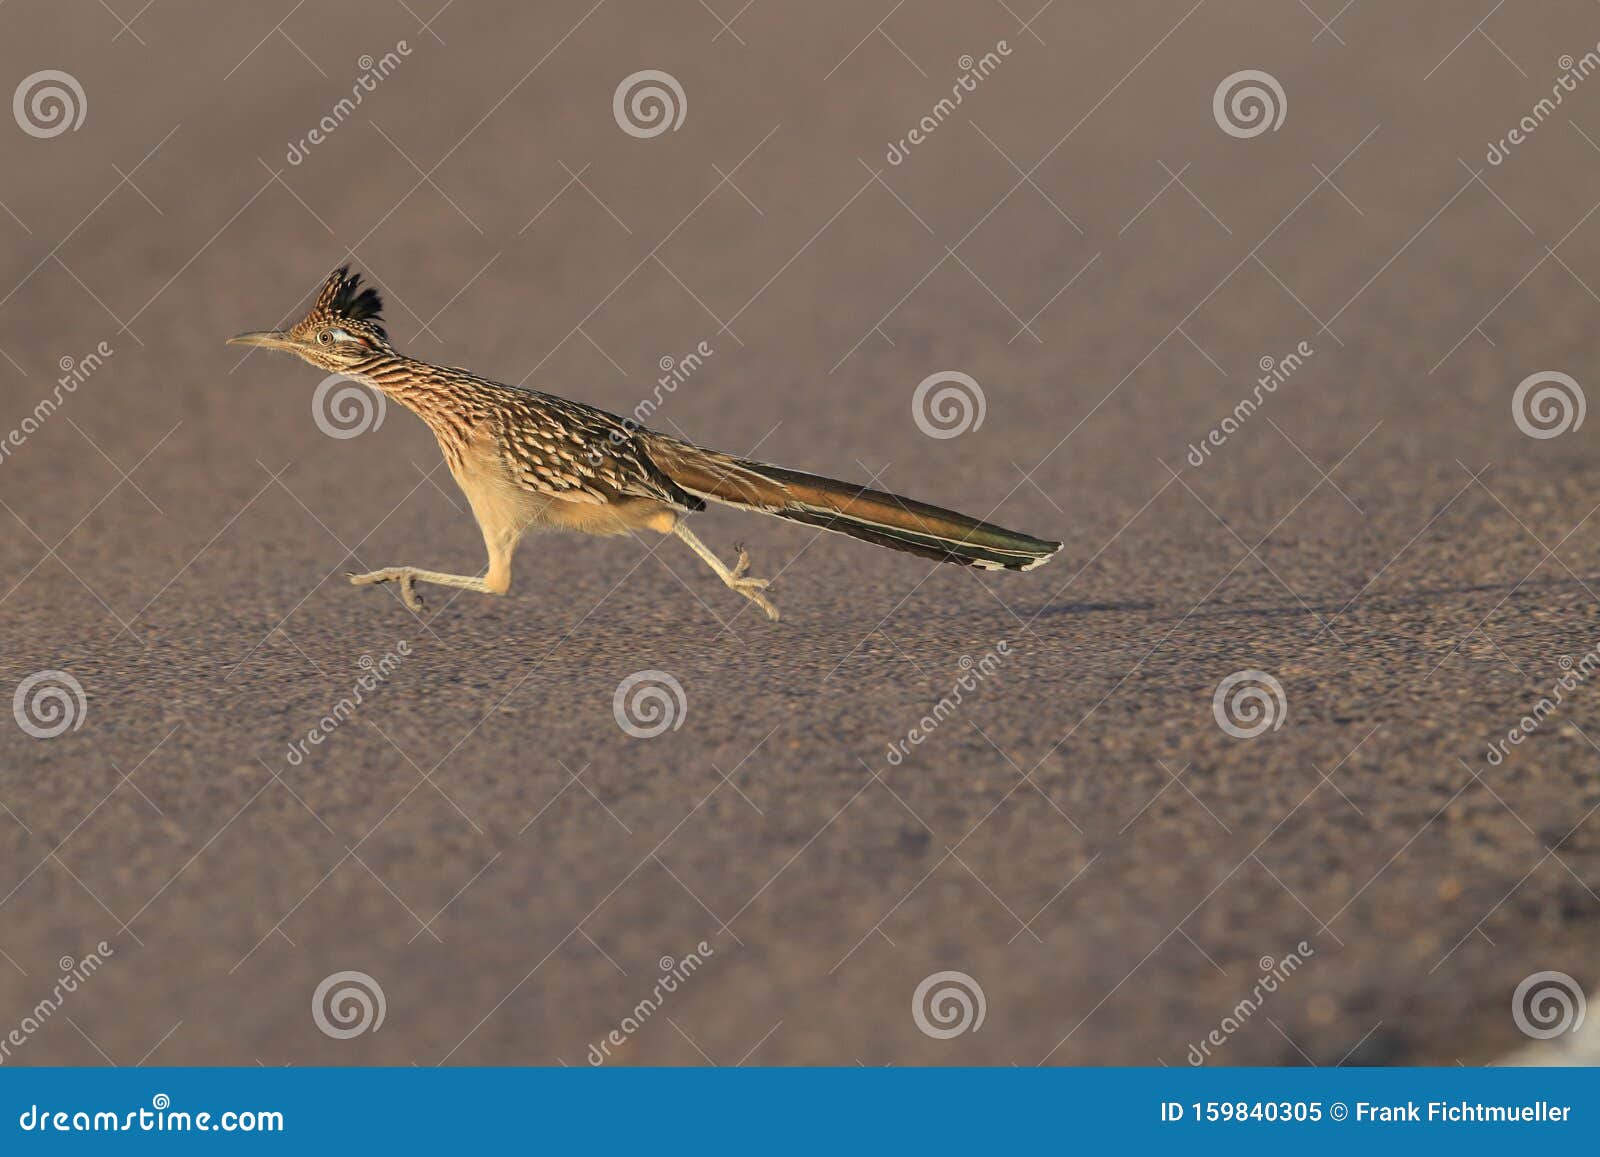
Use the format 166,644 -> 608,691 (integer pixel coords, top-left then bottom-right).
298,266 -> 387,341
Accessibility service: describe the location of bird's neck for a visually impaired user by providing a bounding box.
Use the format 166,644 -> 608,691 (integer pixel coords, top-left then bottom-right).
338,353 -> 490,463
340,352 -> 485,412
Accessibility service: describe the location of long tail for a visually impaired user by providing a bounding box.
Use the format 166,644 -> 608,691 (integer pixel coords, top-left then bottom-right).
645,439 -> 1061,572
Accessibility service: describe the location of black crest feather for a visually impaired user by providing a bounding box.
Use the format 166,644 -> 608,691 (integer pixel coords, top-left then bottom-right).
306,266 -> 386,340
326,266 -> 384,325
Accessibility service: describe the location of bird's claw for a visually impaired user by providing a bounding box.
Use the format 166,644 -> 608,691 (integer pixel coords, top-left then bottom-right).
731,576 -> 779,621
723,545 -> 777,619
397,577 -> 425,612
348,568 -> 426,612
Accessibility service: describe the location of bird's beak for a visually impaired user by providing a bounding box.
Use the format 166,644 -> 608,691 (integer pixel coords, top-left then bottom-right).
227,330 -> 298,351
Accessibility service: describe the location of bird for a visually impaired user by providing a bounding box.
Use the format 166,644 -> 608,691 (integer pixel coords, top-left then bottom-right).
229,268 -> 1061,620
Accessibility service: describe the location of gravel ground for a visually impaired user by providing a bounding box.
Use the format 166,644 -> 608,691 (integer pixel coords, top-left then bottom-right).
3,1 -> 1600,1066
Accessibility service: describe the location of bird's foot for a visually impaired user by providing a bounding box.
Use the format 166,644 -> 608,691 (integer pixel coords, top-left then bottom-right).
733,579 -> 779,621
724,543 -> 778,619
347,567 -> 426,612
731,575 -> 779,622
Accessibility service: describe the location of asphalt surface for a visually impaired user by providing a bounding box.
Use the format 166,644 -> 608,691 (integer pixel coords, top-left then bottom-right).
3,1 -> 1600,1066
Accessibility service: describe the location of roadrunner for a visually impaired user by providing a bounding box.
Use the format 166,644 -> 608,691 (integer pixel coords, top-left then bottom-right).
230,269 -> 1061,620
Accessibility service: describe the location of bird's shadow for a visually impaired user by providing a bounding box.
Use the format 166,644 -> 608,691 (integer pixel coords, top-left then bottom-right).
1020,572 -> 1600,624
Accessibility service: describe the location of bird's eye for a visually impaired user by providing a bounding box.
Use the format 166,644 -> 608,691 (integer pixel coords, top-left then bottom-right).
317,330 -> 334,345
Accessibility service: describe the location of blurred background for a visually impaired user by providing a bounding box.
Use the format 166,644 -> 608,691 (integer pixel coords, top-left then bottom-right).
2,0 -> 1600,1065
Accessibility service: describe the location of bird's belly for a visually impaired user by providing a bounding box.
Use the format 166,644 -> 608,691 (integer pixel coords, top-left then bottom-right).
449,452 -> 549,545
444,435 -> 677,542
541,496 -> 677,537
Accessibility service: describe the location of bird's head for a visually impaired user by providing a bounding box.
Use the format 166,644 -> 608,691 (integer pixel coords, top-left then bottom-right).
228,266 -> 393,370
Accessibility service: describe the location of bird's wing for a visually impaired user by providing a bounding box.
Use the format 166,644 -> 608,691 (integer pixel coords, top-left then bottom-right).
493,391 -> 705,511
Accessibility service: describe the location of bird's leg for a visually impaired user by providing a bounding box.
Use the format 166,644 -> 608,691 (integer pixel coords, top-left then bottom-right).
346,567 -> 499,612
348,532 -> 514,613
672,522 -> 779,621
